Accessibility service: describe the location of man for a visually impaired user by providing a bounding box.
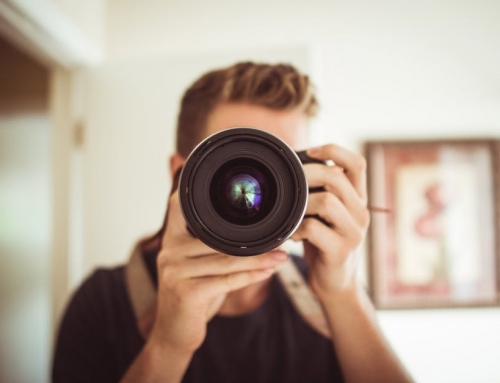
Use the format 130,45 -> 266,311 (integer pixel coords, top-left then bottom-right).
53,62 -> 413,383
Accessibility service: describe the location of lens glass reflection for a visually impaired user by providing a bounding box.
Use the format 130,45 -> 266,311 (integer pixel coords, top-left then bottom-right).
210,158 -> 276,225
227,174 -> 262,212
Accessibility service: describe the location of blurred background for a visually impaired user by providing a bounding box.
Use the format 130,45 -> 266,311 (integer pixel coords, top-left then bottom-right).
0,0 -> 499,382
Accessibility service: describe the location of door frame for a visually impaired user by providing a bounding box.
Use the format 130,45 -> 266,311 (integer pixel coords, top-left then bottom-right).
0,0 -> 101,336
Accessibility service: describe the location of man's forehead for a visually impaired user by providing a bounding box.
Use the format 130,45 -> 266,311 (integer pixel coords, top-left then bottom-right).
203,103 -> 310,151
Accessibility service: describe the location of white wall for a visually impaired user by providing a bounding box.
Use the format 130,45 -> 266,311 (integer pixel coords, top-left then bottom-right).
0,0 -> 106,67
106,0 -> 500,143
77,1 -> 500,382
46,0 -> 106,47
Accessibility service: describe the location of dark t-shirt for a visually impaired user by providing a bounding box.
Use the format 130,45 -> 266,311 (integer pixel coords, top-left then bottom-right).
52,254 -> 344,383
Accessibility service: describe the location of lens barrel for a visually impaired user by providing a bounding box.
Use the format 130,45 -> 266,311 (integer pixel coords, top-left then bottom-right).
179,127 -> 308,256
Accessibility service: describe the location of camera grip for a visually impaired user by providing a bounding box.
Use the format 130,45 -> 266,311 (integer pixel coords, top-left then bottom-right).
295,150 -> 323,165
296,150 -> 325,194
295,150 -> 330,227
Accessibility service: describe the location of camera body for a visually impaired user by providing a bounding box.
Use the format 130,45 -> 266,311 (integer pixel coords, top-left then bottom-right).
179,127 -> 320,256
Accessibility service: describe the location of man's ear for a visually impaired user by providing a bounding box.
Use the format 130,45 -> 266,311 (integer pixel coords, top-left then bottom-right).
169,152 -> 186,180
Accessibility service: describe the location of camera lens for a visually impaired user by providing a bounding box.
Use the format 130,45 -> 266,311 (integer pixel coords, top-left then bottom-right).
225,173 -> 261,212
179,127 -> 307,256
210,158 -> 276,225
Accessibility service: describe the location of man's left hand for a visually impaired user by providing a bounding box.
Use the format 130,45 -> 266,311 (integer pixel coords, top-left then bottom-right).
291,144 -> 370,301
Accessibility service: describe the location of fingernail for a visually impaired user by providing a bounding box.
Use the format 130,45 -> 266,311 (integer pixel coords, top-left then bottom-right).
307,147 -> 320,155
271,251 -> 288,261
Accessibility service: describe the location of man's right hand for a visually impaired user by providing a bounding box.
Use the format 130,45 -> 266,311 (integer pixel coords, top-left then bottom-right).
147,191 -> 289,356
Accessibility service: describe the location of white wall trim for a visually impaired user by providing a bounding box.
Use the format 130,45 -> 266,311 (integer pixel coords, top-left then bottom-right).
0,0 -> 102,67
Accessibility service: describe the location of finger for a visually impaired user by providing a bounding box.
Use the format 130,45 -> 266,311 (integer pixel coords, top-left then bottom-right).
304,164 -> 368,223
161,192 -> 191,247
157,239 -> 220,266
157,248 -> 221,289
292,217 -> 353,258
305,192 -> 359,237
306,144 -> 367,202
179,251 -> 288,279
194,267 -> 276,299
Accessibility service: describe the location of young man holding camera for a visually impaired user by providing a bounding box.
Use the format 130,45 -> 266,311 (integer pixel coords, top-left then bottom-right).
53,62 -> 413,383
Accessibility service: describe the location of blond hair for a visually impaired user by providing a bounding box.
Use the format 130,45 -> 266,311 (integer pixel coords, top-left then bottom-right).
176,61 -> 318,157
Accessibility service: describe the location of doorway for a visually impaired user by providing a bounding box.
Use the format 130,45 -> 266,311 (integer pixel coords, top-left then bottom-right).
0,35 -> 51,383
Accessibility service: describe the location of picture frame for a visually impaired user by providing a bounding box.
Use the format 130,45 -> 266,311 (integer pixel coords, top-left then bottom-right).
365,139 -> 500,309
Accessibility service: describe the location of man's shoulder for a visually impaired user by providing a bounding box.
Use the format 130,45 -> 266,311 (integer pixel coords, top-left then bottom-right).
53,264 -> 143,382
63,264 -> 131,325
86,264 -> 127,290
77,265 -> 127,299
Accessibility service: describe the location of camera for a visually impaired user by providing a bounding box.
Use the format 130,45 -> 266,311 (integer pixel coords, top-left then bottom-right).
178,127 -> 319,256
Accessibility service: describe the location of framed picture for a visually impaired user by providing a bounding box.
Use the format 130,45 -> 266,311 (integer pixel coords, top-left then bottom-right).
365,139 -> 500,309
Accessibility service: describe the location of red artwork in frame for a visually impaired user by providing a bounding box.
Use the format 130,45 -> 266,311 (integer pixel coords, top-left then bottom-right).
365,139 -> 500,309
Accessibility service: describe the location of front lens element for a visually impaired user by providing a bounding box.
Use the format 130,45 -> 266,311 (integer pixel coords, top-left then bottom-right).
227,174 -> 262,213
210,158 -> 276,225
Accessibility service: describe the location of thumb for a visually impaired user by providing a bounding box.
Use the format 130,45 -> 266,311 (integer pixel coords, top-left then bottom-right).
161,168 -> 191,246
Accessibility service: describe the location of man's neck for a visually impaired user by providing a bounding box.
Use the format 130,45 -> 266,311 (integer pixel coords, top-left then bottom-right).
217,278 -> 273,316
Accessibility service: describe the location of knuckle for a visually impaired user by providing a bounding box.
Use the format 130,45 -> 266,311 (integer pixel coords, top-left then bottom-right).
171,283 -> 186,301
215,255 -> 236,274
166,262 -> 181,276
160,266 -> 178,288
329,166 -> 343,176
220,274 -> 234,292
339,244 -> 352,259
223,255 -> 236,269
324,143 -> 335,153
172,281 -> 196,302
321,192 -> 338,208
319,192 -> 331,206
302,218 -> 316,234
260,253 -> 276,266
157,247 -> 176,268
355,156 -> 367,173
159,257 -> 187,283
361,208 -> 371,227
156,253 -> 167,269
350,228 -> 364,246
